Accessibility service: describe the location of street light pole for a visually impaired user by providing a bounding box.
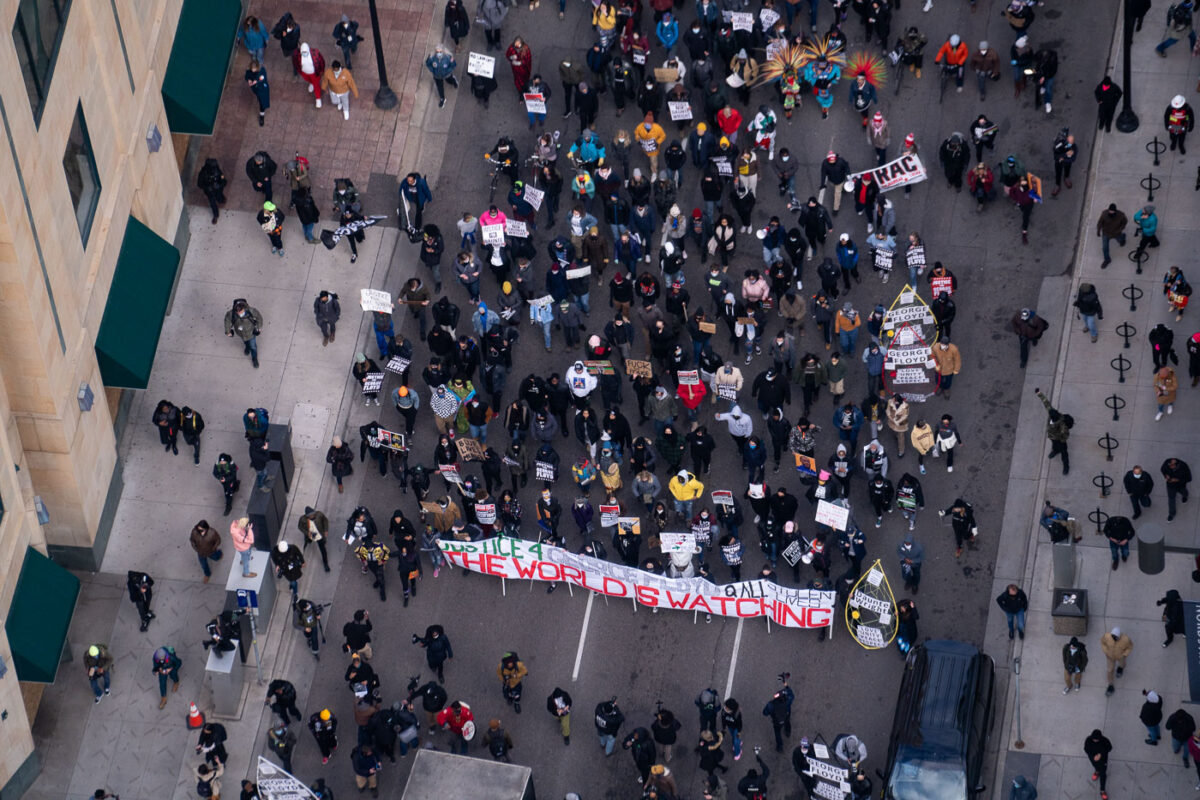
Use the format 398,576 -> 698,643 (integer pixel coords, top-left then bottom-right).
368,0 -> 398,110
1116,0 -> 1139,132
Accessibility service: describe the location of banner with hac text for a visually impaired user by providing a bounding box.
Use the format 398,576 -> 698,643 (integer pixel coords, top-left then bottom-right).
439,537 -> 836,628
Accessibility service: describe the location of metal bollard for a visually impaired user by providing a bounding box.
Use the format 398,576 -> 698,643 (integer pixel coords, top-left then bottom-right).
1124,284 -> 1144,311
1105,394 -> 1125,421
1093,473 -> 1113,498
1116,321 -> 1136,349
1088,507 -> 1110,535
1110,354 -> 1131,383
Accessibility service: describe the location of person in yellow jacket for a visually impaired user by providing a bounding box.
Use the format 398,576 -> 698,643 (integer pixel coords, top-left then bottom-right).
497,651 -> 528,712
910,419 -> 935,475
355,539 -> 390,601
931,340 -> 961,398
668,469 -> 704,520
634,113 -> 667,175
321,60 -> 359,121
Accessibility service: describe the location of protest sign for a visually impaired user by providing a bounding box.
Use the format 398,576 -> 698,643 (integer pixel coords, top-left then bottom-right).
760,7 -> 781,28
677,370 -> 700,385
456,437 -> 485,462
653,67 -> 679,83
848,153 -> 928,193
625,359 -> 653,378
698,321 -> 717,334
258,756 -> 319,799
766,40 -> 785,62
475,503 -> 497,525
584,360 -> 616,375
929,274 -> 954,297
711,490 -> 734,506
368,427 -> 407,452
660,532 -> 697,553
801,737 -> 852,800
360,289 -> 392,313
794,453 -> 818,476
717,384 -> 738,400
782,539 -> 804,567
847,560 -> 898,651
481,223 -> 505,245
566,266 -> 592,280
535,460 -> 556,482
361,373 -> 384,394
467,52 -> 495,78
668,101 -> 693,121
616,517 -> 642,536
438,464 -> 462,484
385,356 -> 411,374
523,185 -> 544,210
600,504 -> 621,527
523,92 -> 546,114
505,219 -> 528,238
438,536 -> 837,627
712,156 -> 733,176
730,11 -> 754,30
632,50 -> 646,65
530,294 -> 554,309
815,499 -> 850,531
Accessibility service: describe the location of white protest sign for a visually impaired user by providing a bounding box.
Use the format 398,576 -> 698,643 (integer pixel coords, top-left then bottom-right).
360,289 -> 392,313
475,503 -> 497,525
600,504 -> 620,527
505,219 -> 528,238
760,8 -> 780,28
782,539 -> 804,566
566,266 -> 592,280
848,153 -> 928,193
523,185 -> 544,211
660,532 -> 697,553
668,101 -> 693,121
815,499 -> 850,531
467,52 -> 495,78
523,93 -> 546,114
730,11 -> 754,30
481,223 -> 505,245
711,490 -> 734,506
361,372 -> 385,394
677,370 -> 700,385
530,294 -> 554,308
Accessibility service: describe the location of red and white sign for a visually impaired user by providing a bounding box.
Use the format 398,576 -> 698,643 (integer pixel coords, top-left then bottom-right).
439,537 -> 835,627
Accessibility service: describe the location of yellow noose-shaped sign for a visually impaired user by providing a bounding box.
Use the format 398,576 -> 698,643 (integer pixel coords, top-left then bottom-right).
845,559 -> 899,650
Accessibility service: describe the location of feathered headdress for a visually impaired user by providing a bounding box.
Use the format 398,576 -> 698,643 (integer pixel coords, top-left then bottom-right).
846,51 -> 887,88
754,44 -> 807,86
797,35 -> 847,69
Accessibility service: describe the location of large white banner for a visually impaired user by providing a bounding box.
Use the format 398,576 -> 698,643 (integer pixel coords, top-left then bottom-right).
848,153 -> 928,193
439,536 -> 836,627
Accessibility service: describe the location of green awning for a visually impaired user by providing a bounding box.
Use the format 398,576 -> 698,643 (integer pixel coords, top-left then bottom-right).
161,0 -> 241,135
5,547 -> 79,683
95,217 -> 180,389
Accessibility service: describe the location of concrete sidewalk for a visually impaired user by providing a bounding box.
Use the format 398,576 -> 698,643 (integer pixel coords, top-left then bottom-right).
989,8 -> 1200,799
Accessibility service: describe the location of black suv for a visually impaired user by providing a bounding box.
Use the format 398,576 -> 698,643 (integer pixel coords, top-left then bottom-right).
880,639 -> 996,799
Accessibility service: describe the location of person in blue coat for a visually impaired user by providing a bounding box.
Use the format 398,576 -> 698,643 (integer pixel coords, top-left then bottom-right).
400,172 -> 434,230
237,16 -> 270,62
245,60 -> 270,127
656,12 -> 680,52
848,73 -> 877,127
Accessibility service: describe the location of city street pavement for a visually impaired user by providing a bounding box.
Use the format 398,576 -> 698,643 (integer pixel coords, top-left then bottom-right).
24,0 -> 1142,798
988,6 -> 1200,799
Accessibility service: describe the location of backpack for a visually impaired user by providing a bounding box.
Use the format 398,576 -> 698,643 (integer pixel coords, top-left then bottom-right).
254,407 -> 270,427
1061,414 -> 1075,429
1172,3 -> 1193,29
488,731 -> 509,758
197,777 -> 214,798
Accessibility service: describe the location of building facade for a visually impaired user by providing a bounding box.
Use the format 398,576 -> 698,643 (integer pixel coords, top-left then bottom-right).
0,0 -> 238,794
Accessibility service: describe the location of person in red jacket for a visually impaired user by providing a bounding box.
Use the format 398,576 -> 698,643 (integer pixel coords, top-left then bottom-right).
716,104 -> 742,144
293,43 -> 326,107
436,700 -> 475,755
677,377 -> 707,421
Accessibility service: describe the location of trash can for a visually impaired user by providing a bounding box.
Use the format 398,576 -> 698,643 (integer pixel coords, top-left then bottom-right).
1051,588 -> 1087,636
1138,525 -> 1165,575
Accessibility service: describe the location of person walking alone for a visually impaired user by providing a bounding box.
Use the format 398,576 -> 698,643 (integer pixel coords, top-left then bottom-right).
1035,388 -> 1072,474
1100,627 -> 1133,695
1062,636 -> 1088,694
995,584 -> 1028,640
1084,729 -> 1113,800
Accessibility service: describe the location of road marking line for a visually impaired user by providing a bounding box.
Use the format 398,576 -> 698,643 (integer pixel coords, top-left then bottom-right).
724,617 -> 744,698
572,591 -> 596,682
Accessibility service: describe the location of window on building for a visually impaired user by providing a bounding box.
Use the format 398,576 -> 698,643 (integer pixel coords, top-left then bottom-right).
12,0 -> 73,124
63,104 -> 100,246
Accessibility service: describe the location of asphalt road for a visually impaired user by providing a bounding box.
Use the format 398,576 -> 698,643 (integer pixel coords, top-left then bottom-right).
284,0 -> 1122,797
